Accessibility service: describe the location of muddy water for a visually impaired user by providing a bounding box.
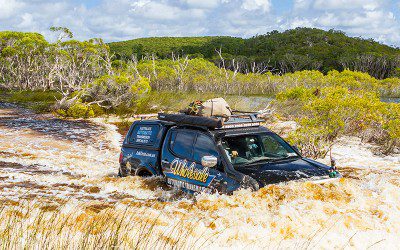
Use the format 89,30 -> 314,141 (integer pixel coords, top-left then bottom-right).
0,102 -> 170,202
1,102 -> 400,249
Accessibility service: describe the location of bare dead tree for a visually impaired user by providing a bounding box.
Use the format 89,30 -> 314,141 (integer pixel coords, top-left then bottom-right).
215,48 -> 234,94
128,54 -> 141,77
257,103 -> 275,118
172,53 -> 189,91
250,60 -> 273,74
340,54 -> 399,79
215,48 -> 229,80
279,54 -> 322,74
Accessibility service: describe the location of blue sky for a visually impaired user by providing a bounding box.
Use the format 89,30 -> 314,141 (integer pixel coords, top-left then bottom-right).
1,0 -> 400,46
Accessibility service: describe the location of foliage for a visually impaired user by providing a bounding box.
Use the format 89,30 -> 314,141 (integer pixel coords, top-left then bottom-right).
0,31 -> 50,89
81,73 -> 151,111
0,90 -> 61,113
56,102 -> 95,118
0,30 -> 111,96
109,28 -> 400,79
379,77 -> 400,97
276,86 -> 315,102
50,26 -> 73,40
5,90 -> 61,103
133,59 -> 400,98
279,86 -> 399,158
108,36 -> 238,60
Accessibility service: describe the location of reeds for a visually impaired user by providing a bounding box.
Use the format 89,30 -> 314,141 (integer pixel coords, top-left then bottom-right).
0,200 -> 220,249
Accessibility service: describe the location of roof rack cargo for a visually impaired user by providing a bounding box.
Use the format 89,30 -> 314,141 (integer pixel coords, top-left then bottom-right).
158,113 -> 223,128
158,112 -> 263,129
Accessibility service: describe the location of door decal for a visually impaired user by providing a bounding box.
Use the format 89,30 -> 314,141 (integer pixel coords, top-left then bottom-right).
164,158 -> 215,187
171,158 -> 209,182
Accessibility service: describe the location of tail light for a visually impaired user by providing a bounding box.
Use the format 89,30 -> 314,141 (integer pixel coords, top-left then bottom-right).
119,152 -> 123,164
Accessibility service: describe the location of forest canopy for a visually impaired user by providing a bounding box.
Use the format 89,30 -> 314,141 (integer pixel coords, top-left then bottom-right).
109,28 -> 400,79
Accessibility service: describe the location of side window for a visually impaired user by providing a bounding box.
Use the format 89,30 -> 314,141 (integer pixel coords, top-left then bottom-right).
129,124 -> 160,145
193,134 -> 219,163
262,135 -> 287,156
170,130 -> 196,159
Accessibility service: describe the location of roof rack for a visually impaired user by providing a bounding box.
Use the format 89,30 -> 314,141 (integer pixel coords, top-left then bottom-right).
219,111 -> 263,129
158,112 -> 263,129
133,113 -> 159,120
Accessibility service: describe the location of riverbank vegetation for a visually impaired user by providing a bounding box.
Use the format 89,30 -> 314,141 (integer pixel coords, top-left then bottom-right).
277,86 -> 400,157
1,29 -> 399,157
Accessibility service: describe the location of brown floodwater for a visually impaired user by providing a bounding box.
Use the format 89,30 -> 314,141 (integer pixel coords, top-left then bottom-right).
0,102 -> 399,249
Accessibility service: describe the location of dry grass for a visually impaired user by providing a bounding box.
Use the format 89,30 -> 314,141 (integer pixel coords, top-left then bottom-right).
1,168 -> 398,250
0,200 -> 220,249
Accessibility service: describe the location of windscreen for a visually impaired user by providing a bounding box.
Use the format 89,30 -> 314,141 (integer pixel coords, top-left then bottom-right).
222,133 -> 298,166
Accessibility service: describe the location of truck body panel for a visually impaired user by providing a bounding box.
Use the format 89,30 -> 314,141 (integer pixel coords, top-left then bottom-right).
119,115 -> 341,194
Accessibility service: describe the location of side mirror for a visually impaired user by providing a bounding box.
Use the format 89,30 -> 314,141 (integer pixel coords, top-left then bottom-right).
201,155 -> 218,168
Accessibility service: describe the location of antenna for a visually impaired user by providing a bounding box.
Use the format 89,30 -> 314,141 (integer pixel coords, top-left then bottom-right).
329,146 -> 336,169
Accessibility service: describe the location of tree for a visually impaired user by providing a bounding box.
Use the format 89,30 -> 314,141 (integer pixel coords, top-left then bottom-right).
50,26 -> 73,41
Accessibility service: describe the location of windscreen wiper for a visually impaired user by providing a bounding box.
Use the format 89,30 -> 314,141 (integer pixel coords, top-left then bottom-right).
268,155 -> 300,162
240,157 -> 274,166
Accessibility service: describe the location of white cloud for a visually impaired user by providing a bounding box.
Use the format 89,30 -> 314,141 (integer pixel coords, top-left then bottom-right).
0,0 -> 400,47
131,0 -> 150,10
241,0 -> 271,13
313,0 -> 382,11
182,0 -> 221,9
17,13 -> 34,28
287,17 -> 316,28
130,2 -> 183,20
293,0 -> 312,10
130,1 -> 207,21
286,0 -> 399,46
0,0 -> 24,19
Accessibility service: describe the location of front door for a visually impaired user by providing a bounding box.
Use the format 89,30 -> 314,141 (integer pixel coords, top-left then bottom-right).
161,128 -> 227,193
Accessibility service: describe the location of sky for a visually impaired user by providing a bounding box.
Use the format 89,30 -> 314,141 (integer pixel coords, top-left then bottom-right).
1,0 -> 400,46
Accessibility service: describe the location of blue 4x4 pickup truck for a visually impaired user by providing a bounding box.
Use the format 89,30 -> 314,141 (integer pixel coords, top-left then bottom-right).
118,113 -> 341,194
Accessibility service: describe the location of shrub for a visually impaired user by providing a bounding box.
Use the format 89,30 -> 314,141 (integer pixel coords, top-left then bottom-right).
280,86 -> 398,157
326,70 -> 379,91
82,73 -> 151,113
56,102 -> 94,118
380,78 -> 400,97
276,86 -> 316,102
8,91 -> 61,103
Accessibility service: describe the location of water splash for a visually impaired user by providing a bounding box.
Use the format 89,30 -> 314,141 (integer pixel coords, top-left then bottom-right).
0,102 -> 399,248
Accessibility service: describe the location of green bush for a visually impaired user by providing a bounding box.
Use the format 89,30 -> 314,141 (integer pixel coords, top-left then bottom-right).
132,58 -> 400,98
280,86 -> 399,157
82,73 -> 151,113
380,78 -> 400,97
56,102 -> 94,118
326,70 -> 379,91
276,86 -> 316,101
8,91 -> 61,103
